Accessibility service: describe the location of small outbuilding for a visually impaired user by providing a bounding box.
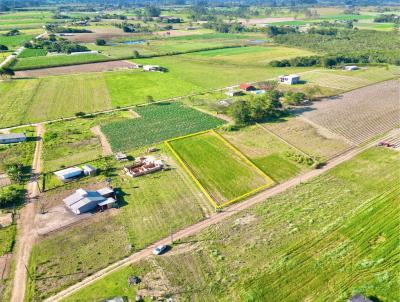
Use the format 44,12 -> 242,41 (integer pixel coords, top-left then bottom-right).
344,65 -> 359,71
82,164 -> 97,176
225,90 -> 243,97
279,74 -> 300,85
115,152 -> 128,162
143,65 -> 161,72
54,167 -> 83,182
239,83 -> 256,91
0,133 -> 26,144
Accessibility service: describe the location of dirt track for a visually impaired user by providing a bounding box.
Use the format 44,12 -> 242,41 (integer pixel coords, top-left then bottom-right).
11,124 -> 44,302
44,132 -> 393,302
91,126 -> 113,156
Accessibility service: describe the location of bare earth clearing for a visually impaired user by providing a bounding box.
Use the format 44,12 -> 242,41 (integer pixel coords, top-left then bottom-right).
90,126 -> 113,156
301,80 -> 400,145
15,60 -> 136,77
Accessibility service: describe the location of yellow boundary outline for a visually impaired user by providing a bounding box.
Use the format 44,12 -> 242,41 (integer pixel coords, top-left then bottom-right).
165,130 -> 275,209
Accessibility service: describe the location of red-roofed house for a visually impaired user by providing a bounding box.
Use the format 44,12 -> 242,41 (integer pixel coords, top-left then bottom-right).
239,83 -> 256,91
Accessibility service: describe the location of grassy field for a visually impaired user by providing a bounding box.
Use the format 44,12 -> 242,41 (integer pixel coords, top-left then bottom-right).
102,102 -> 225,151
219,126 -> 309,182
12,53 -> 109,70
0,223 -> 16,256
42,111 -> 133,172
18,48 -> 47,58
169,131 -> 273,206
27,145 -> 213,300
64,147 -> 400,302
0,34 -> 35,48
0,74 -> 112,128
261,117 -> 351,160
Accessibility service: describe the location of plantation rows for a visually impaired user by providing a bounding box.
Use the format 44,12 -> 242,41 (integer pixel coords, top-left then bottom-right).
302,80 -> 399,145
101,102 -> 225,151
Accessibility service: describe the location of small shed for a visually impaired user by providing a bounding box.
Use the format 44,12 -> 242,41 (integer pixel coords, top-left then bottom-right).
239,83 -> 256,91
82,164 -> 97,176
115,152 -> 128,161
344,65 -> 359,71
349,294 -> 373,302
279,74 -> 300,85
0,133 -> 26,144
225,90 -> 242,97
98,198 -> 117,211
54,167 -> 83,182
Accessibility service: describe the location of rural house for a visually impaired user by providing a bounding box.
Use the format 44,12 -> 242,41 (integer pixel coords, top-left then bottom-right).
124,156 -> 164,177
240,83 -> 256,91
0,133 -> 26,144
115,152 -> 128,161
279,74 -> 300,85
63,187 -> 116,215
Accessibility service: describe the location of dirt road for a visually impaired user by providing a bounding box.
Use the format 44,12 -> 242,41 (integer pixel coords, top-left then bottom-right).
45,132 -> 391,302
11,124 -> 44,302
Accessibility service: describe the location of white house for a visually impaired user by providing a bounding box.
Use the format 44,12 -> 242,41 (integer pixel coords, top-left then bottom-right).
344,65 -> 359,71
143,65 -> 161,72
0,133 -> 26,144
279,74 -> 300,85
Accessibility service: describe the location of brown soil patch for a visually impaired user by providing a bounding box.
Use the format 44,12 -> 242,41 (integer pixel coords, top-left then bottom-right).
0,253 -> 12,280
91,126 -> 113,156
0,212 -> 13,227
15,60 -> 137,78
63,28 -> 146,43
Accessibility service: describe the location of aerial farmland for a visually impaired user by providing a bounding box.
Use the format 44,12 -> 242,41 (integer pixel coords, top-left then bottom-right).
0,1 -> 399,302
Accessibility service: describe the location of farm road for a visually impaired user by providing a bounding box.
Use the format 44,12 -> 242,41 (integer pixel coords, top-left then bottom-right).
44,131 -> 395,302
11,124 -> 44,302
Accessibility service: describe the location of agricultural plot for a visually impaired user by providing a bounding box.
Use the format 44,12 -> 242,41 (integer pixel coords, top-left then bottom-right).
102,103 -> 225,151
261,117 -> 351,160
301,80 -> 400,145
0,74 -> 112,128
168,131 -> 274,207
0,34 -> 35,48
27,145 -> 213,300
65,148 -> 400,301
219,126 -> 309,182
17,48 -> 47,58
12,53 -> 109,70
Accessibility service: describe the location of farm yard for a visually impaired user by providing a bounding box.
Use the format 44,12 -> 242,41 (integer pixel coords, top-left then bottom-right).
101,102 -> 225,151
301,80 -> 400,145
63,148 -> 400,302
168,131 -> 274,206
26,145 -> 214,301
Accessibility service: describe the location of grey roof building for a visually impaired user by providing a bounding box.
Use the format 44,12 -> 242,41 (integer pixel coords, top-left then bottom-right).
63,188 -> 116,215
0,133 -> 26,144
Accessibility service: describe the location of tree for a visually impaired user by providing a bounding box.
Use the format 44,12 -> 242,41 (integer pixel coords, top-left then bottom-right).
145,6 -> 161,18
95,39 -> 106,46
0,44 -> 8,51
132,50 -> 140,58
0,68 -> 15,80
0,185 -> 25,207
228,100 -> 250,124
6,163 -> 23,183
145,95 -> 154,104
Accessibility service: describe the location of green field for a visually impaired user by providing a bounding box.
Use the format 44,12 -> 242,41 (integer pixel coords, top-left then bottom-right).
18,48 -> 47,58
64,147 -> 400,302
0,223 -> 16,256
12,53 -> 109,70
102,102 -> 225,151
169,131 -> 273,205
0,74 -> 111,128
220,126 -> 309,182
27,145 -> 213,300
0,34 -> 35,48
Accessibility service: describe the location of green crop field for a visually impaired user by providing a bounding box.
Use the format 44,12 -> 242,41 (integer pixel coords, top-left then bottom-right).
18,48 -> 47,58
0,34 -> 35,48
64,147 -> 400,302
12,53 -> 109,70
102,102 -> 225,151
0,74 -> 112,128
27,145 -> 213,300
219,126 -> 309,182
169,131 -> 273,205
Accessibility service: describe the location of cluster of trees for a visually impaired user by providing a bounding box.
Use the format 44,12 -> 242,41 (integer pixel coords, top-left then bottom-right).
114,22 -> 152,33
374,14 -> 400,24
203,21 -> 245,33
313,20 -> 355,29
0,45 -> 8,51
45,24 -> 92,33
98,13 -> 127,20
24,36 -> 89,54
3,29 -> 20,36
273,28 -> 400,66
0,185 -> 25,208
266,26 -> 298,37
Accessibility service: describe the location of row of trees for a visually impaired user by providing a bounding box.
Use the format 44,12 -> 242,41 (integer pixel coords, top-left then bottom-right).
24,36 -> 89,54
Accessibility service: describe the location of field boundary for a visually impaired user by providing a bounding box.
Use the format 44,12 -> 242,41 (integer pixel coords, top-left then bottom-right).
165,130 -> 274,209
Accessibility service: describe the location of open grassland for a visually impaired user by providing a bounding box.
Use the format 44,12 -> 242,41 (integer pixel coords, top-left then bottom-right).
0,74 -> 111,128
27,145 -> 213,300
102,103 -> 225,151
12,53 -> 109,70
18,48 -> 47,58
261,117 -> 351,160
219,126 -> 309,182
185,45 -> 316,65
42,112 -> 133,172
0,34 -> 35,48
169,131 -> 273,206
64,148 -> 400,302
302,79 -> 400,145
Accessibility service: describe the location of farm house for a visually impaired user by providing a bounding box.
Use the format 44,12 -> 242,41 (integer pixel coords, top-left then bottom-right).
143,65 -> 161,72
279,74 -> 300,85
54,167 -> 83,181
0,133 -> 26,144
239,83 -> 256,91
124,156 -> 164,177
63,187 -> 116,215
344,65 -> 359,71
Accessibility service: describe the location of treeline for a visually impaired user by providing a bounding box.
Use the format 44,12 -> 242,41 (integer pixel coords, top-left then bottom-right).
374,14 -> 400,24
273,29 -> 400,66
113,22 -> 152,33
45,24 -> 92,33
24,36 -> 89,54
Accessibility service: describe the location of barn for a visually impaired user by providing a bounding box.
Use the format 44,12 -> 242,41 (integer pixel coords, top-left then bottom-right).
0,133 -> 26,144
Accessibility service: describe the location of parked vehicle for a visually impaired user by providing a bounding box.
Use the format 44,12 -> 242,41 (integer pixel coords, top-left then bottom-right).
153,245 -> 168,255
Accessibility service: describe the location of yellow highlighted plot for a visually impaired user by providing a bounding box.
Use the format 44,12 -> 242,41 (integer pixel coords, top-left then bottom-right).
166,130 -> 274,208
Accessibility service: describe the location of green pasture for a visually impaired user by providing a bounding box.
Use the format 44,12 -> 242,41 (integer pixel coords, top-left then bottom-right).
18,48 -> 47,58
27,145 -> 213,300
64,147 -> 400,301
169,131 -> 273,205
0,34 -> 35,48
102,102 -> 225,151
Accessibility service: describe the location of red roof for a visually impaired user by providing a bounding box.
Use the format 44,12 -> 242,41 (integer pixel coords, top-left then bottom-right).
240,83 -> 256,91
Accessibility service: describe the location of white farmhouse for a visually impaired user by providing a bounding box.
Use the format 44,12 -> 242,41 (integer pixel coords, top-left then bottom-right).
279,74 -> 300,85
